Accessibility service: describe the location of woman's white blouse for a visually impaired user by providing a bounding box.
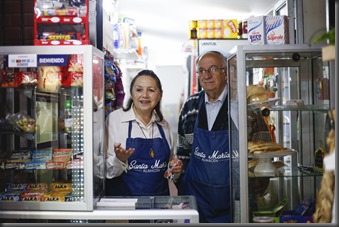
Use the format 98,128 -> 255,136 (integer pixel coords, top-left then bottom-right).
105,106 -> 174,179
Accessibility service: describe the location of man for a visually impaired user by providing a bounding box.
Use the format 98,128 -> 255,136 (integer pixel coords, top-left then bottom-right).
176,51 -> 232,223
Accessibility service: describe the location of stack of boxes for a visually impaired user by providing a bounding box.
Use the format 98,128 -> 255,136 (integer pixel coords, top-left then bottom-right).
189,19 -> 239,39
247,15 -> 289,45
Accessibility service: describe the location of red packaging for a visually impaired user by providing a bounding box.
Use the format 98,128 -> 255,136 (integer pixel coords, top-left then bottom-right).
46,161 -> 66,169
52,148 -> 72,162
20,191 -> 44,202
14,71 -> 38,87
65,54 -> 84,87
1,69 -> 15,87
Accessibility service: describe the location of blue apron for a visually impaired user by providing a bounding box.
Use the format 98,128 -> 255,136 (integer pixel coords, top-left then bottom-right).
183,93 -> 231,223
107,121 -> 170,196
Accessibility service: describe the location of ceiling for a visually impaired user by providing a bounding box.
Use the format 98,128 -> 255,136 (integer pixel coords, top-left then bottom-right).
114,0 -> 282,65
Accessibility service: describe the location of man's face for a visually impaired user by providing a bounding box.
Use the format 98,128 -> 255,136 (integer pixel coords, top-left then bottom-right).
197,53 -> 227,96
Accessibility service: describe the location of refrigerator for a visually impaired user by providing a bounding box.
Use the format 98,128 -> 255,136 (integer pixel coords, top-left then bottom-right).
0,45 -> 105,211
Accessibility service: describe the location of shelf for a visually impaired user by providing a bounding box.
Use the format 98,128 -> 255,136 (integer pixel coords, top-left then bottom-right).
34,39 -> 90,46
35,16 -> 88,24
271,104 -> 330,112
249,167 -> 323,178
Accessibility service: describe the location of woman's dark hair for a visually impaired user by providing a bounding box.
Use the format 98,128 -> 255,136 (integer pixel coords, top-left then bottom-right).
123,69 -> 164,121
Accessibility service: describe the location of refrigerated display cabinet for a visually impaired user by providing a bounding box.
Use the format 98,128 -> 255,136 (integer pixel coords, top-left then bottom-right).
227,44 -> 334,223
0,45 -> 105,211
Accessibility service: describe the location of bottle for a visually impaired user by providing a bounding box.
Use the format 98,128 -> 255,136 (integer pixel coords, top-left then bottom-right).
64,99 -> 73,133
241,19 -> 248,39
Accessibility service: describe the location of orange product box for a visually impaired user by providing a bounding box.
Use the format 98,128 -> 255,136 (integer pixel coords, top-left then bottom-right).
46,161 -> 66,169
223,19 -> 238,38
42,192 -> 67,202
52,148 -> 72,162
50,182 -> 72,193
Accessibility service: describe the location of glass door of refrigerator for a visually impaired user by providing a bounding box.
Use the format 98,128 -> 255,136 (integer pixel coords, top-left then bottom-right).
228,45 -> 330,223
0,46 -> 104,211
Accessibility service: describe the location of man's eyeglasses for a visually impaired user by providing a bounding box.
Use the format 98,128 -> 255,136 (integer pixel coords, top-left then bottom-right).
197,65 -> 225,76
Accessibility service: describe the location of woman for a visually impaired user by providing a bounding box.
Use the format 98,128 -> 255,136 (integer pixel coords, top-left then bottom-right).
105,69 -> 182,196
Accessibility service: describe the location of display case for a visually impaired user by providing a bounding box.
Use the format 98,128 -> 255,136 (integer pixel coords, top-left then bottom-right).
0,45 -> 105,211
34,0 -> 90,45
227,45 -> 333,223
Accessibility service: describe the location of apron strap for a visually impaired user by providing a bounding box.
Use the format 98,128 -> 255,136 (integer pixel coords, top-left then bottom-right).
128,121 -> 132,138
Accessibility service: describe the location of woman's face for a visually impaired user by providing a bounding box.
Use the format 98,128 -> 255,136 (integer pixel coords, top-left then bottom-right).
131,75 -> 162,114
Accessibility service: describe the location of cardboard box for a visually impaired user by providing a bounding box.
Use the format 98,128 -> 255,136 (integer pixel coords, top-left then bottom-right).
265,15 -> 289,45
223,19 -> 238,38
247,16 -> 266,45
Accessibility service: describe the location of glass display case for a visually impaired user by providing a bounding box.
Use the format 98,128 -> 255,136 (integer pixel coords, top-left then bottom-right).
0,45 -> 105,211
227,44 -> 333,223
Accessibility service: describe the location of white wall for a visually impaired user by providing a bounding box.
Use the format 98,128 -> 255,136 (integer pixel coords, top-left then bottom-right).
155,65 -> 188,148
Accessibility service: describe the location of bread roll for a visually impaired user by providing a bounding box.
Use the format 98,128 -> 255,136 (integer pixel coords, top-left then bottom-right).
247,84 -> 268,104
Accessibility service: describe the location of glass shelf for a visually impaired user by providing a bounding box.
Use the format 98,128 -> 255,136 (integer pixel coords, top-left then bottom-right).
249,167 -> 323,178
271,104 -> 330,112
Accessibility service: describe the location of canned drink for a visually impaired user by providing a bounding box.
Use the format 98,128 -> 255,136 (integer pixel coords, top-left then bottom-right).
242,19 -> 248,38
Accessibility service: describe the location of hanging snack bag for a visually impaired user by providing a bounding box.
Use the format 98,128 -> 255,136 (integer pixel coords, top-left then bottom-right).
37,66 -> 63,92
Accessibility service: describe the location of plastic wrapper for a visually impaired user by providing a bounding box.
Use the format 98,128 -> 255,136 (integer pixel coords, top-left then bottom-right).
13,113 -> 36,133
1,69 -> 15,87
0,113 -> 36,133
14,71 -> 38,87
37,66 -> 63,92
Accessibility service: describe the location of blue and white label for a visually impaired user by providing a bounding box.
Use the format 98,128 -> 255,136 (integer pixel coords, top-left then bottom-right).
37,55 -> 69,66
8,54 -> 37,68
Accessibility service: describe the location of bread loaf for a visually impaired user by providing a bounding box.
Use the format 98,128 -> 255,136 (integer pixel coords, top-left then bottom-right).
248,141 -> 288,154
247,84 -> 268,104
